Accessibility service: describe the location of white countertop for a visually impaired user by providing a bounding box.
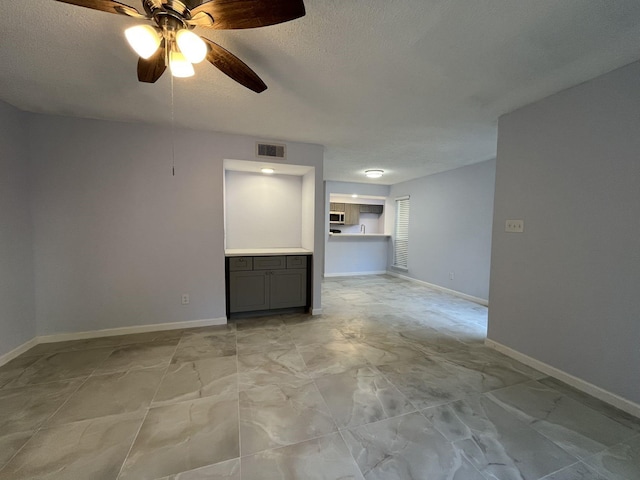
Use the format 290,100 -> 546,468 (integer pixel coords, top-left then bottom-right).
225,248 -> 313,256
328,233 -> 391,238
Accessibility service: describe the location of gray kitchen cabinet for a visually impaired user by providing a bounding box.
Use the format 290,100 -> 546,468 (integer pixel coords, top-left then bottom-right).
270,269 -> 307,309
359,204 -> 384,214
229,270 -> 269,312
330,202 -> 345,212
344,203 -> 360,225
226,255 -> 310,316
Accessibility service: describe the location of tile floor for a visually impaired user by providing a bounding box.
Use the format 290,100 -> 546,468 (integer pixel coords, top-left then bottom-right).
0,275 -> 638,479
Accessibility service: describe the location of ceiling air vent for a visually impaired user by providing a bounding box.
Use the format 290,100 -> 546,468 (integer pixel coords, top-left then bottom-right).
256,142 -> 286,159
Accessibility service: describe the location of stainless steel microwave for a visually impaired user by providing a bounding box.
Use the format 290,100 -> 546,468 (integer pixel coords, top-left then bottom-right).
329,211 -> 345,224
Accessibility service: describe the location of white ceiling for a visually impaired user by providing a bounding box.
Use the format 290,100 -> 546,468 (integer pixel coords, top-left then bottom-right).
2,1 -> 640,184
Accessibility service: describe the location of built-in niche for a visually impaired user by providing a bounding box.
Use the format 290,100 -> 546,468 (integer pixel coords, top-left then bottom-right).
223,159 -> 315,251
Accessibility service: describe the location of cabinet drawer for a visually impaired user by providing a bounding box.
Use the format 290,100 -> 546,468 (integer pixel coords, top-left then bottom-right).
286,256 -> 307,269
253,256 -> 286,270
229,257 -> 253,271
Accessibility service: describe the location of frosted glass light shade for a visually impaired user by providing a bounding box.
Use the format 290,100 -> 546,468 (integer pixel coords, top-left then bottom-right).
125,25 -> 161,59
169,51 -> 195,78
176,30 -> 207,64
365,169 -> 384,178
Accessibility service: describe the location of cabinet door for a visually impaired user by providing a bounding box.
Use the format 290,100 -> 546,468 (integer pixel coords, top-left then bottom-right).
371,205 -> 384,214
330,203 -> 345,212
229,271 -> 269,313
344,203 -> 360,225
359,204 -> 370,213
269,269 -> 307,309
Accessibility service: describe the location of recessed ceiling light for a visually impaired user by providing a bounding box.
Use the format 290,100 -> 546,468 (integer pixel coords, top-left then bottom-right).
365,169 -> 384,178
352,194 -> 358,198
261,168 -> 275,174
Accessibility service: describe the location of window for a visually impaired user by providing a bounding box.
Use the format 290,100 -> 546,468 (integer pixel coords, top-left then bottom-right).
393,196 -> 410,270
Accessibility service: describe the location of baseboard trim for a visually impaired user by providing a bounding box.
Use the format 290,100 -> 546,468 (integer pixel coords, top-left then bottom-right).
386,271 -> 489,306
324,270 -> 387,278
485,338 -> 640,419
0,337 -> 39,367
36,317 -> 227,344
310,308 -> 323,315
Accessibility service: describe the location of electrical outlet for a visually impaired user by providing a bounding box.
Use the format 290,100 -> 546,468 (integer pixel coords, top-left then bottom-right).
449,272 -> 455,280
505,219 -> 524,233
181,294 -> 189,305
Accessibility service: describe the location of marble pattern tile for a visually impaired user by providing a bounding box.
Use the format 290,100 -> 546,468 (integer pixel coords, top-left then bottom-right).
342,412 -> 485,480
288,322 -> 348,346
239,381 -> 337,455
443,343 -> 545,380
423,395 -> 578,479
0,431 -> 32,470
582,434 -> 640,480
240,433 -> 364,480
0,379 -> 83,435
539,376 -> 640,434
376,357 -> 483,409
234,317 -> 286,331
540,462 -> 610,480
236,328 -> 295,355
157,458 -> 241,479
237,347 -> 309,389
314,366 -> 415,429
487,380 -> 638,459
0,355 -> 43,389
93,339 -> 179,374
118,393 -> 239,480
352,338 -> 433,366
297,341 -> 370,378
153,356 -> 237,407
6,347 -> 114,387
172,332 -> 236,363
3,275 -> 640,480
47,367 -> 165,426
0,412 -> 143,480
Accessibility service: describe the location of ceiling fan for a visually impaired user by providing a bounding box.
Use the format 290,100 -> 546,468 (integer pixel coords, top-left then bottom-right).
53,0 -> 306,92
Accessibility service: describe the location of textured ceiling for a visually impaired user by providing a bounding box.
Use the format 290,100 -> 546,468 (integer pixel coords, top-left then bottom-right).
2,1 -> 640,184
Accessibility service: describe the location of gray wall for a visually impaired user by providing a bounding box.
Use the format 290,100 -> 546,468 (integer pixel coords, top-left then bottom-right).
26,113 -> 323,336
0,102 -> 36,355
389,160 -> 496,301
489,60 -> 640,404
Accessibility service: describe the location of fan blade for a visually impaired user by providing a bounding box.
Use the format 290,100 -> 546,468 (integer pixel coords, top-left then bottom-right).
188,11 -> 215,28
54,0 -> 147,18
137,43 -> 166,83
191,0 -> 305,29
202,38 -> 267,93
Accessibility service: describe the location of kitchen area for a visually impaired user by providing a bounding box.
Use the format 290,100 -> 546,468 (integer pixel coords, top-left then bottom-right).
325,181 -> 393,277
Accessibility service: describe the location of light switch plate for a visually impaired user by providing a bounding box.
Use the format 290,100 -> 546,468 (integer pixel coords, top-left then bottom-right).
505,219 -> 524,233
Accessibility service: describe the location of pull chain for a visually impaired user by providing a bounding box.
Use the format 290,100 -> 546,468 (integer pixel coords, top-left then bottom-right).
171,71 -> 175,176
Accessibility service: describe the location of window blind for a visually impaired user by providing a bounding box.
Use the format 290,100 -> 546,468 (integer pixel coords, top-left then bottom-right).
394,196 -> 410,269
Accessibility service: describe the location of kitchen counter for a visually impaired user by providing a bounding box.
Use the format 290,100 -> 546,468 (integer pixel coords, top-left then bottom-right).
225,247 -> 313,257
328,233 -> 391,237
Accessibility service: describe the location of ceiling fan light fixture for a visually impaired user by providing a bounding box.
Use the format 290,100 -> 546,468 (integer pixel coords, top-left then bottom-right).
169,50 -> 195,78
125,25 -> 161,59
365,169 -> 384,179
176,30 -> 207,64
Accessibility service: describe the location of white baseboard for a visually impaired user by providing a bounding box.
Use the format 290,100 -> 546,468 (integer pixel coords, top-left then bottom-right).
386,271 -> 489,306
0,337 -> 39,367
485,338 -> 640,419
0,317 -> 230,367
36,317 -> 227,345
324,270 -> 387,278
310,308 -> 323,315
